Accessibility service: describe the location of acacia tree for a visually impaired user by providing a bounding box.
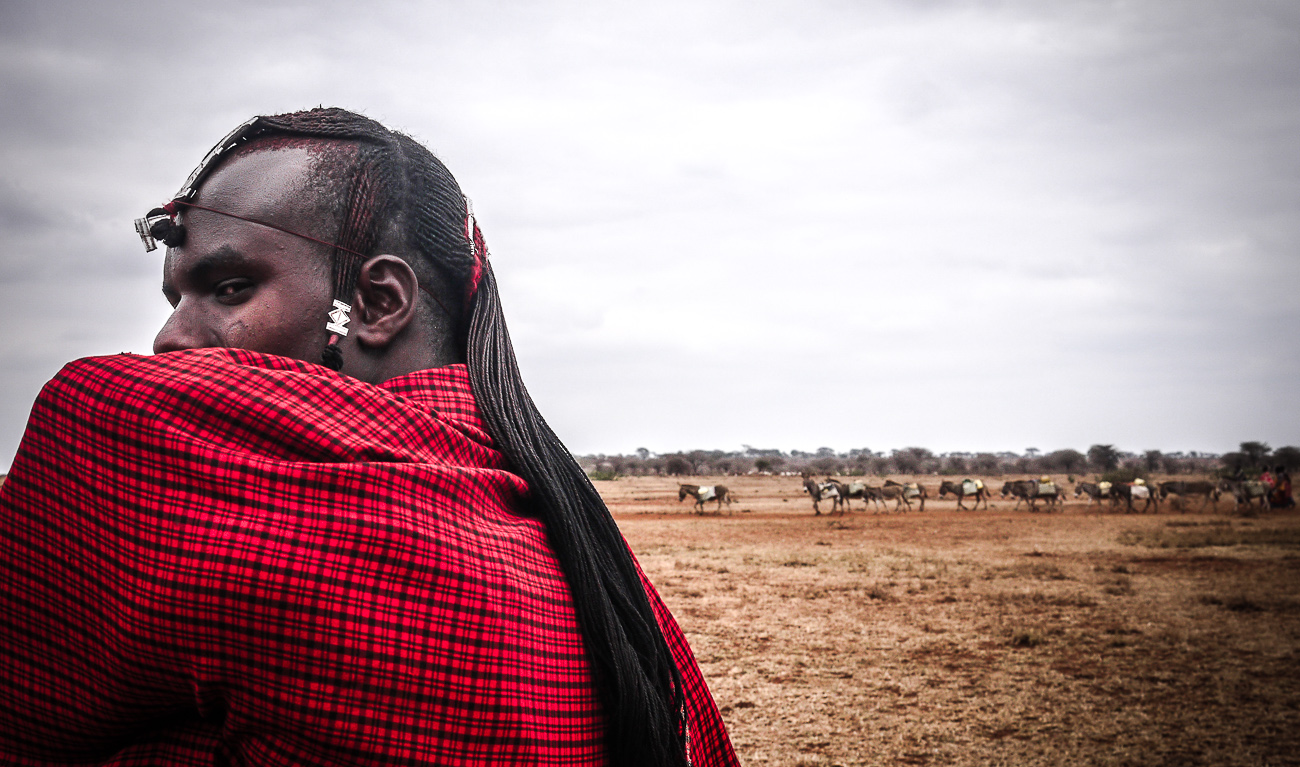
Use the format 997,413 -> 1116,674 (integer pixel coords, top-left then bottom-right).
973,453 -> 1001,476
1240,441 -> 1271,467
1088,444 -> 1120,472
891,450 -> 920,475
1272,446 -> 1300,471
811,456 -> 842,475
1143,450 -> 1163,474
664,456 -> 691,476
891,447 -> 936,475
1220,452 -> 1248,475
1045,449 -> 1086,474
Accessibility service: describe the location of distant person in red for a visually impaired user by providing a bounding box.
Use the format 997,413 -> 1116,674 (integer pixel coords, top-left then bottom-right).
1270,465 -> 1294,509
0,109 -> 737,767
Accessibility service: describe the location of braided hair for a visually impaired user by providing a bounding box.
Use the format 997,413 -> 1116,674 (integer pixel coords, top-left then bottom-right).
208,108 -> 688,766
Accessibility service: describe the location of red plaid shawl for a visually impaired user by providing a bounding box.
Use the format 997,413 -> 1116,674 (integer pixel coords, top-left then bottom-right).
0,349 -> 737,766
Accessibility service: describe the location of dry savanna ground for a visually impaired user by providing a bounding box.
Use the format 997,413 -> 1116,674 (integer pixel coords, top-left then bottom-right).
600,475 -> 1300,767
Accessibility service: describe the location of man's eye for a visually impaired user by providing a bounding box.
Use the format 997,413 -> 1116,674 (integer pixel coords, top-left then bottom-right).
214,278 -> 253,302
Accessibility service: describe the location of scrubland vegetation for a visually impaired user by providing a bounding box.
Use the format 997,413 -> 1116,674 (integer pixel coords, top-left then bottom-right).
582,441 -> 1298,482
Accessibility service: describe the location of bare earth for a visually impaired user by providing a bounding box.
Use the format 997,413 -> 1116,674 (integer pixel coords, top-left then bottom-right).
600,474 -> 1300,767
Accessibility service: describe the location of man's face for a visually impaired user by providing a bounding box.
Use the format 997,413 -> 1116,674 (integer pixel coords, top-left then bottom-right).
154,147 -> 336,361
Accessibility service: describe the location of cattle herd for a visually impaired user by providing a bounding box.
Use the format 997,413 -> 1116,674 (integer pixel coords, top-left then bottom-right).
667,475 -> 1287,515
793,476 -> 1280,515
785,475 -> 1284,517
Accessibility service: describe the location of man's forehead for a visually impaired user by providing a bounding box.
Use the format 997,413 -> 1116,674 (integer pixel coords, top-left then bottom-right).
171,144 -> 347,257
161,148 -> 338,282
192,147 -> 321,219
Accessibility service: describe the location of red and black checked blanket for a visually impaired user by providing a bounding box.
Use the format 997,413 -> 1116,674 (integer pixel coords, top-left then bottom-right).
0,348 -> 737,766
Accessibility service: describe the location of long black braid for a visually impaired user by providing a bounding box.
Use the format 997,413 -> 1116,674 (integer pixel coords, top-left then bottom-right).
219,108 -> 688,767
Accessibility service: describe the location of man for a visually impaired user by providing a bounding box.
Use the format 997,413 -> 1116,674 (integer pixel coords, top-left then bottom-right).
0,109 -> 737,766
1270,465 -> 1294,509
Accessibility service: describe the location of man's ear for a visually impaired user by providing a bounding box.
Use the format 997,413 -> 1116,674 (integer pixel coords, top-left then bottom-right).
349,254 -> 420,349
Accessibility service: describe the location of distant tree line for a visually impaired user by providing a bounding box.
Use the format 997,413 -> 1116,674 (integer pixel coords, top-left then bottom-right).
579,442 -> 1300,479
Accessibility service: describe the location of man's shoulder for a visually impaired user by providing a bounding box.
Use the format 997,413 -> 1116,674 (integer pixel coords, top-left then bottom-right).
36,349 -> 496,469
45,348 -> 369,413
54,348 -> 334,387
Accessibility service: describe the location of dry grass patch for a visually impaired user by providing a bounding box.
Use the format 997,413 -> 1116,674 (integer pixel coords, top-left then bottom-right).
1119,524 -> 1300,548
607,477 -> 1300,766
1100,575 -> 1134,596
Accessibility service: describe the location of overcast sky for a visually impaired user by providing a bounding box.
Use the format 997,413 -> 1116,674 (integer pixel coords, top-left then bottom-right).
1,0 -> 1297,470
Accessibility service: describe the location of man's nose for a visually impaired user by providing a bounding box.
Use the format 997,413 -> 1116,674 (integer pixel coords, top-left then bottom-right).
153,305 -> 216,354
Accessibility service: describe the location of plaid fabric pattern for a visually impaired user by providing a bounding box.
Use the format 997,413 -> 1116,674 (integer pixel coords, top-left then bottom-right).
0,348 -> 737,767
